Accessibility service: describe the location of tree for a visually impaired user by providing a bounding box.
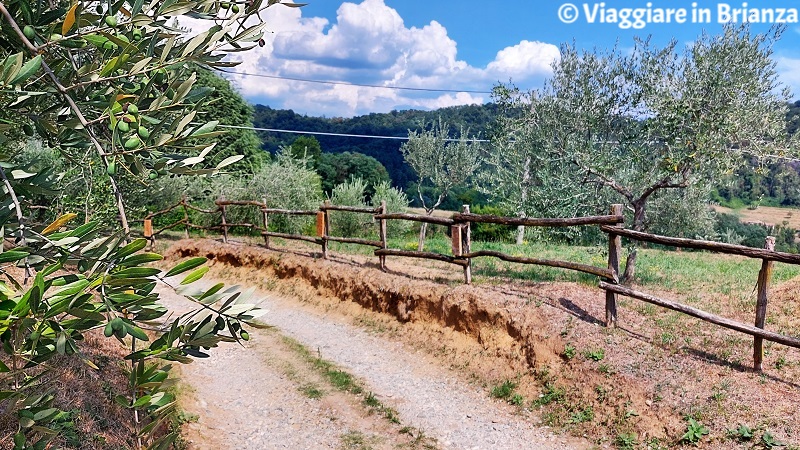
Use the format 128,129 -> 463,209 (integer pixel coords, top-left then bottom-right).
317,151 -> 390,197
0,0 -> 301,447
289,135 -> 322,168
401,118 -> 481,250
482,86 -> 592,244
495,25 -> 795,281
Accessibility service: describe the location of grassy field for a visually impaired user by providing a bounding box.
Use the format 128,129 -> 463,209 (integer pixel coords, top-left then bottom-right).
329,236 -> 800,295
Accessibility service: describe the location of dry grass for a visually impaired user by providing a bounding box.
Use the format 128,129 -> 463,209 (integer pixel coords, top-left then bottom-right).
713,205 -> 800,228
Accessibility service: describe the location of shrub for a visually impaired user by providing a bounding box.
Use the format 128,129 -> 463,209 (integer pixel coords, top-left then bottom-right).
471,205 -> 514,242
330,177 -> 372,238
372,181 -> 411,236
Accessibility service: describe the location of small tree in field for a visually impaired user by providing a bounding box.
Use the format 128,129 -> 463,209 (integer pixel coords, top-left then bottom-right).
492,25 -> 796,281
401,118 -> 481,250
0,0 -> 303,447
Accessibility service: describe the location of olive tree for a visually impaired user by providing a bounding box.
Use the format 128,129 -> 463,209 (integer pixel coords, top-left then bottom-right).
0,0 -> 302,447
401,118 -> 481,250
494,25 -> 795,281
481,86 -> 593,244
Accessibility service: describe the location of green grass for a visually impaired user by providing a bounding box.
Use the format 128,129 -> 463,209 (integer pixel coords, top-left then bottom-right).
331,235 -> 800,295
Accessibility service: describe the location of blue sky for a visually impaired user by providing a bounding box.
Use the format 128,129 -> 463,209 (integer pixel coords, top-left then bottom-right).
222,0 -> 800,117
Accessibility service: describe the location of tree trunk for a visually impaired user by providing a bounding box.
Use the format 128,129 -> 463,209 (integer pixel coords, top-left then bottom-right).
417,222 -> 428,251
516,225 -> 525,245
516,157 -> 531,246
621,200 -> 646,283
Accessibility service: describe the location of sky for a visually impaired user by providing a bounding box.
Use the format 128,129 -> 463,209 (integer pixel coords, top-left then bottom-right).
213,0 -> 800,117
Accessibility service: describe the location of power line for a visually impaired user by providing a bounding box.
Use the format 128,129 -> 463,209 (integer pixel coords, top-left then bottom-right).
217,124 -> 491,142
220,70 -> 492,95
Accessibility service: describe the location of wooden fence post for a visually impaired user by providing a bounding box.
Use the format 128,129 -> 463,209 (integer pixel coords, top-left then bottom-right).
606,204 -> 623,327
219,196 -> 228,244
262,198 -> 270,249
754,236 -> 776,371
321,200 -> 331,259
462,205 -> 472,285
379,200 -> 387,271
143,218 -> 154,250
181,196 -> 189,239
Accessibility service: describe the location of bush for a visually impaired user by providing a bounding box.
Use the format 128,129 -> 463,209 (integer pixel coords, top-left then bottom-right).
330,177 -> 372,237
471,205 -> 514,242
372,181 -> 411,237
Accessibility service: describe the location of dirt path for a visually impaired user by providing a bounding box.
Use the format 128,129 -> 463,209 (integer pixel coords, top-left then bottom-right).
157,280 -> 583,450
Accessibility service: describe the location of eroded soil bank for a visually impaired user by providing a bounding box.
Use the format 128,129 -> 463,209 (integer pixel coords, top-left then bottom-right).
165,239 -> 800,449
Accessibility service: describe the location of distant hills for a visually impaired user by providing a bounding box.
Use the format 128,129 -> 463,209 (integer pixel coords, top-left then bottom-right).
253,103 -> 498,189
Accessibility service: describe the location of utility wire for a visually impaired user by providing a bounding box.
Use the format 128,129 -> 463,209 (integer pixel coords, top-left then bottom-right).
217,124 -> 491,142
220,70 -> 492,94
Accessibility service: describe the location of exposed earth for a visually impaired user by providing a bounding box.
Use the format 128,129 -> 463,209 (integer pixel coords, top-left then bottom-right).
159,238 -> 800,449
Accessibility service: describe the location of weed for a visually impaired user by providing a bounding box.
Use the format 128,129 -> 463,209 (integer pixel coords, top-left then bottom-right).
341,430 -> 372,450
726,424 -> 754,442
623,408 -> 639,420
563,344 -> 577,361
534,382 -> 565,407
509,393 -> 524,406
681,418 -> 710,445
645,437 -> 668,450
569,406 -> 594,424
397,427 -> 438,449
761,431 -> 785,449
775,356 -> 788,370
584,348 -> 605,361
598,363 -> 614,375
615,432 -> 638,450
299,383 -> 324,399
490,380 -> 517,400
363,392 -> 381,408
595,385 -> 608,403
327,370 -> 362,394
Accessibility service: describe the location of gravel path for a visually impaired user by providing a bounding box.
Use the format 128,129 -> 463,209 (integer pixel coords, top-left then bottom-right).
159,280 -> 585,449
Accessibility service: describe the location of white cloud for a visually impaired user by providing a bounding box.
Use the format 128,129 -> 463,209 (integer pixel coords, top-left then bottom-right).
777,56 -> 800,99
187,0 -> 560,116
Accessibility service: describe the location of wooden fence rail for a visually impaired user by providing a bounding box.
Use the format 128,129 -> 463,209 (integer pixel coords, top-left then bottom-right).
141,199 -> 800,371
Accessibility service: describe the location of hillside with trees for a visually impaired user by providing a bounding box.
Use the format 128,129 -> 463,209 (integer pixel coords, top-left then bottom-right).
253,103 -> 497,190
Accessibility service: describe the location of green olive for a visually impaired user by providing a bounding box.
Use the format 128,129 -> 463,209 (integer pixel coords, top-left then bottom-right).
148,171 -> 158,180
103,322 -> 114,337
137,127 -> 150,139
231,4 -> 240,13
107,160 -> 117,176
240,331 -> 250,341
127,104 -> 139,114
105,16 -> 118,28
23,25 -> 35,40
124,136 -> 141,150
49,33 -> 62,41
117,121 -> 130,133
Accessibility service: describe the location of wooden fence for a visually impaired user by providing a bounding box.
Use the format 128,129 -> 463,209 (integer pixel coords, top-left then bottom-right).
141,199 -> 800,371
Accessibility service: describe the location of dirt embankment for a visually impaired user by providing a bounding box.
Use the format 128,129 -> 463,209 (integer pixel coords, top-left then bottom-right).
167,240 -> 683,445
